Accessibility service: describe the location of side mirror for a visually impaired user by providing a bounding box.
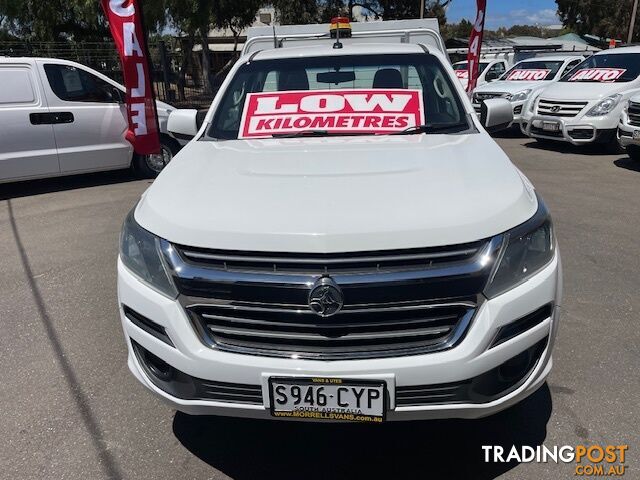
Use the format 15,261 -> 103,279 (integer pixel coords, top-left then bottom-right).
167,109 -> 200,140
480,98 -> 513,133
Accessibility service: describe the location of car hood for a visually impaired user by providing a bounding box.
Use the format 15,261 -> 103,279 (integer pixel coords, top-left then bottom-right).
475,80 -> 549,95
135,135 -> 537,253
537,81 -> 631,101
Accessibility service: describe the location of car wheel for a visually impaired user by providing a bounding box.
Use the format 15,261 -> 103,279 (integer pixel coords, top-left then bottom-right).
135,136 -> 180,178
628,145 -> 640,161
600,131 -> 624,154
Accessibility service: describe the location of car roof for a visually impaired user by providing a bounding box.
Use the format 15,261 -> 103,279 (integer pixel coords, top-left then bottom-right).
594,45 -> 640,55
517,55 -> 583,62
246,43 -> 425,62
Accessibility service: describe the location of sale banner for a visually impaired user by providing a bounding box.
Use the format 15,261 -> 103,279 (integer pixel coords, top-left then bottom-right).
568,68 -> 626,82
101,0 -> 160,155
506,69 -> 552,81
467,0 -> 487,92
238,89 -> 425,139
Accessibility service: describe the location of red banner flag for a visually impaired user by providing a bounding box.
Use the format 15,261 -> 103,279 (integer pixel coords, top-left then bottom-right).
101,0 -> 160,155
467,0 -> 487,93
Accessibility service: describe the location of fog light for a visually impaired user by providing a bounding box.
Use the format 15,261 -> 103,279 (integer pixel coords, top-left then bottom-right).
498,349 -> 531,382
139,345 -> 174,381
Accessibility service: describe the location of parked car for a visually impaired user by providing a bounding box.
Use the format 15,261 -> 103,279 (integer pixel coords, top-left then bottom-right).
617,95 -> 640,160
472,55 -> 585,127
118,19 -> 561,423
452,58 -> 510,91
0,57 -> 180,183
521,46 -> 640,151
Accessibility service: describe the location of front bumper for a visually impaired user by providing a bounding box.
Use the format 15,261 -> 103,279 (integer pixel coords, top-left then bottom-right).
117,249 -> 562,421
523,113 -> 619,145
617,111 -> 640,148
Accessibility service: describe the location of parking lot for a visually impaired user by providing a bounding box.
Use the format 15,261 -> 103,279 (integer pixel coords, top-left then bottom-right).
1,134 -> 638,480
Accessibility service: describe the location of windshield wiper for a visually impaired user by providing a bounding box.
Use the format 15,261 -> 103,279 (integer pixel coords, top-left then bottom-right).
391,123 -> 468,135
272,130 -> 330,138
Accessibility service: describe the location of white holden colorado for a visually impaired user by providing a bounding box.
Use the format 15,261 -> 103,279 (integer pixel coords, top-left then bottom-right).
117,19 -> 561,423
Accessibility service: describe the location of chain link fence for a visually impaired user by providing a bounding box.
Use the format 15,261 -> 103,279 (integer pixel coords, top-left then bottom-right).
0,39 -> 223,108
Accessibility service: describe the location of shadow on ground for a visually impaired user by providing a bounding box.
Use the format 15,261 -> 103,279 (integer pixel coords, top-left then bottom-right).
521,139 -> 624,157
613,157 -> 640,172
173,383 -> 552,480
0,169 -> 141,201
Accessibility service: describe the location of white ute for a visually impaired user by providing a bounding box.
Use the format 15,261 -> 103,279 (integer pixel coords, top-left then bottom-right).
522,46 -> 640,151
118,19 -> 562,423
0,57 -> 179,183
617,94 -> 640,160
472,55 -> 584,127
452,58 -> 510,91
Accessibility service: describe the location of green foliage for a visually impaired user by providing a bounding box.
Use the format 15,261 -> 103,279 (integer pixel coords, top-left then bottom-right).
556,0 -> 639,40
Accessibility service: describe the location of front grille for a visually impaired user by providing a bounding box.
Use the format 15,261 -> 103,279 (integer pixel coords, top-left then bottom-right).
165,238 -> 502,360
628,101 -> 640,126
186,301 -> 475,360
536,99 -> 587,117
568,128 -> 595,140
194,379 -> 263,404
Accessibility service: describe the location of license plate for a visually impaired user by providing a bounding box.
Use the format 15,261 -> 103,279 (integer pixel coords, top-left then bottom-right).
269,377 -> 386,423
542,121 -> 560,132
633,130 -> 640,139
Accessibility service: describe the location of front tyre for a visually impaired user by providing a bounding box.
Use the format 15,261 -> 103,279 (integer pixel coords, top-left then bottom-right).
134,135 -> 180,178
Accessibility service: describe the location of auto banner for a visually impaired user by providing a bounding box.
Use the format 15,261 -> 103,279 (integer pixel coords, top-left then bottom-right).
238,89 -> 424,139
467,0 -> 487,93
101,0 -> 160,155
506,69 -> 552,81
568,68 -> 627,82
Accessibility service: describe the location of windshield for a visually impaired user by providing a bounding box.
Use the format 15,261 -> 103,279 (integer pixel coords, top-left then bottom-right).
208,53 -> 467,140
453,61 -> 489,73
560,53 -> 640,83
501,60 -> 564,81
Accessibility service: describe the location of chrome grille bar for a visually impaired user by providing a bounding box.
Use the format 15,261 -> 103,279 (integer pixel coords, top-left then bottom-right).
537,99 -> 587,117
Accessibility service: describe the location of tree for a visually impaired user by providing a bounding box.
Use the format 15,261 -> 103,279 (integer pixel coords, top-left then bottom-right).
0,0 -> 166,41
556,0 -> 639,40
211,0 -> 263,82
272,0 -> 320,24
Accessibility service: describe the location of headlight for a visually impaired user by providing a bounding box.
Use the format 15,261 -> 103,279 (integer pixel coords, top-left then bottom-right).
511,89 -> 532,103
120,209 -> 177,298
586,94 -> 622,117
484,198 -> 555,298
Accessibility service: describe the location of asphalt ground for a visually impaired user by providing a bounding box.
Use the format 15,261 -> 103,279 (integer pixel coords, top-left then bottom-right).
1,134 -> 639,479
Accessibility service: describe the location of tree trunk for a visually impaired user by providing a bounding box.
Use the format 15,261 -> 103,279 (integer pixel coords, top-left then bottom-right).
212,32 -> 240,84
199,30 -> 213,94
177,36 -> 193,101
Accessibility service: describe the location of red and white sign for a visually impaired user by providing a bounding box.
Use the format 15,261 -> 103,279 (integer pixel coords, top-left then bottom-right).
568,68 -> 626,82
455,70 -> 469,79
101,0 -> 160,155
238,89 -> 424,139
506,69 -> 552,81
467,0 -> 487,92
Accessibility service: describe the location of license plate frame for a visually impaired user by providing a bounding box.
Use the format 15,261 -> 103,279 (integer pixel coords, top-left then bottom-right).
268,377 -> 386,423
542,121 -> 561,132
633,129 -> 640,140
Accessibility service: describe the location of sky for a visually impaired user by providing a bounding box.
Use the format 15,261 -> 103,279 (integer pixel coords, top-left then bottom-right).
445,0 -> 561,29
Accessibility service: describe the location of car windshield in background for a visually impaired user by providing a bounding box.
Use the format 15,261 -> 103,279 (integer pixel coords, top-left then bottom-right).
453,62 -> 489,73
208,54 -> 467,140
501,60 -> 564,81
560,53 -> 640,82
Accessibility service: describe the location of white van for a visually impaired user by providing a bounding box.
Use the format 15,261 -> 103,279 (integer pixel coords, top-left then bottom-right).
0,57 -> 180,183
617,95 -> 640,160
522,46 -> 640,151
472,55 -> 585,127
